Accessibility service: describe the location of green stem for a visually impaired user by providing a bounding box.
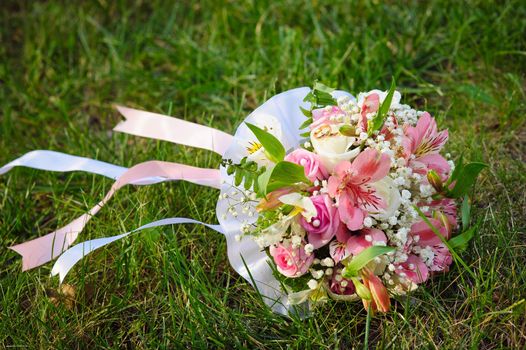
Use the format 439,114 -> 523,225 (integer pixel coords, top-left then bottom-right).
364,304 -> 372,350
413,205 -> 477,280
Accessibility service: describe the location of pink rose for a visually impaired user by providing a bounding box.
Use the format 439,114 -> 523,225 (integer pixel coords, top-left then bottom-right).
285,149 -> 329,182
269,241 -> 314,278
299,194 -> 339,248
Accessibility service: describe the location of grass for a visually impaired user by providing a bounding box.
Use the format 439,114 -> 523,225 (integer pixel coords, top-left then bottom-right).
0,0 -> 525,348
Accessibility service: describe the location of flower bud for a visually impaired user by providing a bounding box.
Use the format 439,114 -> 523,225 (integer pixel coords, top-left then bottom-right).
433,210 -> 452,238
350,277 -> 372,301
339,124 -> 356,136
427,170 -> 443,193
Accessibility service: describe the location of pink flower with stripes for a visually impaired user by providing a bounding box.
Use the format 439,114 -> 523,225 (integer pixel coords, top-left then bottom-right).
403,112 -> 450,180
328,148 -> 391,230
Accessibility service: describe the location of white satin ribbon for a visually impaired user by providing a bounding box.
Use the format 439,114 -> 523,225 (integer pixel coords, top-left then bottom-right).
2,151 -> 221,270
51,217 -> 224,282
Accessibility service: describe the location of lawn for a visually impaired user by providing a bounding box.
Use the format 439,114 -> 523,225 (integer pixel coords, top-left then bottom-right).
1,0 -> 525,348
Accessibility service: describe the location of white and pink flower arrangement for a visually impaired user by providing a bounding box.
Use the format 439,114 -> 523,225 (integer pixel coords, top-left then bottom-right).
221,81 -> 485,313
2,81 -> 485,317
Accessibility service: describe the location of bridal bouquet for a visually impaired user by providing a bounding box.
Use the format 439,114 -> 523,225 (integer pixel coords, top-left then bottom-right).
2,80 -> 485,317
220,81 -> 485,313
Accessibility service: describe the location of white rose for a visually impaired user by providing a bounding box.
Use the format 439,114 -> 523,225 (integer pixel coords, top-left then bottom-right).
310,124 -> 360,172
369,177 -> 401,221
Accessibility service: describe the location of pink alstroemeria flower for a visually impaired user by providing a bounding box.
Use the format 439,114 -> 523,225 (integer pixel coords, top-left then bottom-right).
394,254 -> 429,284
359,93 -> 380,131
428,198 -> 458,228
310,106 -> 344,130
328,148 -> 391,230
346,228 -> 388,256
410,218 -> 453,273
256,187 -> 292,212
403,112 -> 450,180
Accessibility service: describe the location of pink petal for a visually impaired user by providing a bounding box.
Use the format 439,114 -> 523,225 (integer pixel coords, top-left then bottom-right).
350,148 -> 391,184
347,228 -> 387,255
335,223 -> 352,242
411,218 -> 449,246
396,254 -> 429,283
327,175 -> 341,198
338,195 -> 364,231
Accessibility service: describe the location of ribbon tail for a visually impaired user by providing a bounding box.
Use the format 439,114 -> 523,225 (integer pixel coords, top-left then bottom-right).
0,150 -> 128,179
114,105 -> 233,155
9,161 -> 222,270
51,217 -> 224,282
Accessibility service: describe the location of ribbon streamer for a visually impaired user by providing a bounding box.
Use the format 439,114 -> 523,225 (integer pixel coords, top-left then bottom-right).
114,106 -> 233,155
51,217 -> 224,282
0,150 -> 127,179
4,157 -> 221,271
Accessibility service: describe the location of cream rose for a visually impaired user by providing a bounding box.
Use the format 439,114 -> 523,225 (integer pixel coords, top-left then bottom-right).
310,124 -> 360,172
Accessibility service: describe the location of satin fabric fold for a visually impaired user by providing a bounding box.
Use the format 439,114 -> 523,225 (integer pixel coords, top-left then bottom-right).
0,150 -> 127,179
51,217 -> 224,282
114,106 -> 233,155
8,160 -> 221,271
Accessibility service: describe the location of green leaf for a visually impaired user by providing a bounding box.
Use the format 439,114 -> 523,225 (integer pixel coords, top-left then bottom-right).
300,131 -> 311,137
234,169 -> 243,187
461,195 -> 471,230
257,167 -> 273,196
446,154 -> 464,186
299,117 -> 313,130
449,225 -> 478,252
313,81 -> 335,94
368,77 -> 396,135
245,122 -> 285,163
342,246 -> 396,278
446,162 -> 487,198
299,106 -> 312,118
257,161 -> 311,195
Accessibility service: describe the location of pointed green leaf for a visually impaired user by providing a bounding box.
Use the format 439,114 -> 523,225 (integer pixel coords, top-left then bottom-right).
449,225 -> 478,252
299,117 -> 313,130
257,161 -> 311,195
368,77 -> 396,135
446,162 -> 487,198
299,106 -> 312,118
461,195 -> 471,230
313,81 -> 335,94
342,246 -> 396,278
245,122 -> 285,163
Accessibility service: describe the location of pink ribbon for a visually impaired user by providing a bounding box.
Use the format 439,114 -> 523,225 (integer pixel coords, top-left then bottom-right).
10,161 -> 221,271
114,106 -> 233,155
